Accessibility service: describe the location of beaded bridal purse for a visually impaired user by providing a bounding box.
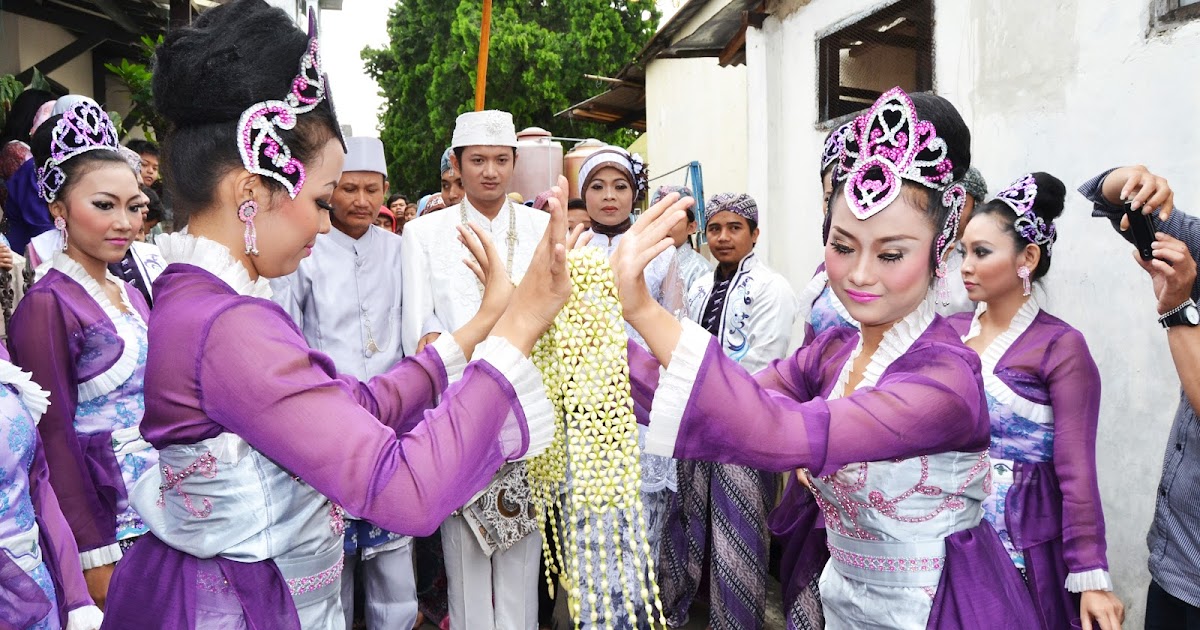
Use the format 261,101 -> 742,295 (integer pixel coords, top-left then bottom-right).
462,462 -> 538,556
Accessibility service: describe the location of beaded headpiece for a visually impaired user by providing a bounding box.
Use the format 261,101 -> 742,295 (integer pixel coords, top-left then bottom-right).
35,100 -> 121,203
705,192 -> 758,225
836,87 -> 956,221
236,10 -> 340,199
579,147 -> 649,203
994,173 -> 1056,254
820,120 -> 853,173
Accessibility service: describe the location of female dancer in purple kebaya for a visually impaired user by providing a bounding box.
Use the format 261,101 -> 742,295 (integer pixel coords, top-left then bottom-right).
594,87 -> 1042,629
8,98 -> 155,612
953,172 -> 1125,629
98,1 -> 578,628
0,345 -> 103,629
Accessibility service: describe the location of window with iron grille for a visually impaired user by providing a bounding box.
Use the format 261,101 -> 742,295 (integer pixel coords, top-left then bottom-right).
817,0 -> 934,123
1158,0 -> 1200,23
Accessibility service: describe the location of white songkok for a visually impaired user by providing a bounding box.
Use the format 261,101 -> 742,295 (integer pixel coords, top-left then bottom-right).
451,110 -> 518,148
343,136 -> 388,176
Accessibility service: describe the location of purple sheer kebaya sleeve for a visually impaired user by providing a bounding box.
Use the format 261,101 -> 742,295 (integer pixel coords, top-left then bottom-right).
8,291 -> 116,556
28,439 -> 92,613
198,303 -> 539,536
314,333 -> 464,438
644,320 -> 989,477
1044,328 -> 1111,587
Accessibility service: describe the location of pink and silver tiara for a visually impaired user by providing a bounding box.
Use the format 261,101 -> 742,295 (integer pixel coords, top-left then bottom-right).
994,173 -> 1056,254
836,87 -> 956,220
35,100 -> 121,203
236,10 -> 341,199
820,120 -> 853,172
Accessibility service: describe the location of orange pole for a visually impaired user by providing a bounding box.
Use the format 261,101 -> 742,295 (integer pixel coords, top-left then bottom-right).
474,0 -> 493,111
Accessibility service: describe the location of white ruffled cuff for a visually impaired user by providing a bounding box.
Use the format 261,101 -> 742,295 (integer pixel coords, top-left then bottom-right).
644,319 -> 709,458
1065,568 -> 1113,592
475,337 -> 554,460
430,334 -> 467,386
79,543 -> 122,570
66,604 -> 104,630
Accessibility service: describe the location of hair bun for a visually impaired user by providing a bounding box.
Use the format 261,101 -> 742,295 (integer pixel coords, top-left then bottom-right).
152,0 -> 307,127
1030,171 -> 1066,223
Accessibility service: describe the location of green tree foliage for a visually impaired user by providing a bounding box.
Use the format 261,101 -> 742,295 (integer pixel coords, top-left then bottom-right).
105,35 -> 166,142
363,0 -> 658,194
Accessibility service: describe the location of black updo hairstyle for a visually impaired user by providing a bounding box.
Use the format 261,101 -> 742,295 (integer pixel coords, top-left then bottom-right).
30,111 -> 132,204
971,172 -> 1066,280
825,91 -> 972,273
152,0 -> 340,224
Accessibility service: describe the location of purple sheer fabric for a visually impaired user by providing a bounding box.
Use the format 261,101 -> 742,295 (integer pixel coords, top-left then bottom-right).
0,345 -> 93,624
106,534 -> 300,630
766,478 -> 827,616
0,551 -> 48,630
139,265 -> 520,530
8,270 -> 150,556
925,522 -> 1042,630
648,319 -> 989,475
948,310 -> 1108,628
103,263 -> 535,628
31,436 -> 95,622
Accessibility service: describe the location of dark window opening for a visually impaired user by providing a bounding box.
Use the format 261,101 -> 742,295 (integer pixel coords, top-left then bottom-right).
1160,0 -> 1200,23
817,0 -> 934,122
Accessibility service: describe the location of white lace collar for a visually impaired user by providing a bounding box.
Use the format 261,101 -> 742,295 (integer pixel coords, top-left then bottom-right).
156,232 -> 273,299
0,361 -> 50,425
963,297 -> 1040,372
829,296 -> 937,399
48,253 -> 144,327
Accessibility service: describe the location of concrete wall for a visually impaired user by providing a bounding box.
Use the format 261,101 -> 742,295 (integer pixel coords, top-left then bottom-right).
1,14 -> 94,97
749,0 -> 1200,624
645,2 -> 750,244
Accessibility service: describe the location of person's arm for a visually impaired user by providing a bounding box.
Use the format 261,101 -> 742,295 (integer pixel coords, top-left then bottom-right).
199,303 -> 552,536
642,321 -> 988,476
29,439 -> 105,627
8,292 -> 120,568
1043,331 -> 1110,584
1042,329 -> 1126,629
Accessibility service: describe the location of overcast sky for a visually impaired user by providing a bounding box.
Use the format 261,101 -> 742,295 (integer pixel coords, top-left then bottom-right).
322,2 -> 391,138
321,1 -> 678,137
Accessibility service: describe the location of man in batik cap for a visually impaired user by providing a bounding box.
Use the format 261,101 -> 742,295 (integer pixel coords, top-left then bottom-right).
269,136 -> 413,630
400,110 -> 547,630
659,192 -> 797,630
439,146 -> 464,208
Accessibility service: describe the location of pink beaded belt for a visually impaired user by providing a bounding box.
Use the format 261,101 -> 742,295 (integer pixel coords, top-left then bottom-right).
827,531 -> 945,587
276,544 -> 344,608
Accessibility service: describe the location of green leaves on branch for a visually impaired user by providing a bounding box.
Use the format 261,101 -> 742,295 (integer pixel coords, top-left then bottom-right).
363,0 -> 659,195
104,35 -> 165,142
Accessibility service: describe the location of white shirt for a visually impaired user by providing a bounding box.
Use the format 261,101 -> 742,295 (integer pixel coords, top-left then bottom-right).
686,252 -> 798,374
400,200 -> 550,355
271,225 -> 406,381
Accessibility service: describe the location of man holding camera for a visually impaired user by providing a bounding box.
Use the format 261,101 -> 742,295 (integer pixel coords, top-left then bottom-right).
1080,166 -> 1200,628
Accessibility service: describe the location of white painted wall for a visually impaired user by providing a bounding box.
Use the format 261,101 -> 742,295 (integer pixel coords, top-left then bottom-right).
645,58 -> 748,208
750,0 -> 1200,624
645,3 -> 749,235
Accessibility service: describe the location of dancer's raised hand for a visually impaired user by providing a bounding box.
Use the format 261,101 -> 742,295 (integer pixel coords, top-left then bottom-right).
609,192 -> 691,365
493,176 -> 579,354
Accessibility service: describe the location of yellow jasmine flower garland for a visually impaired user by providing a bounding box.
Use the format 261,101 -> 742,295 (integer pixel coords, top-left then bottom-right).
529,246 -> 665,629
